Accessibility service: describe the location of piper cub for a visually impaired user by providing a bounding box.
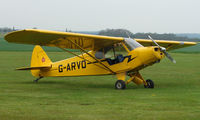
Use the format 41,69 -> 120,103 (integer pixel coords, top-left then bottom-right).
4,29 -> 196,89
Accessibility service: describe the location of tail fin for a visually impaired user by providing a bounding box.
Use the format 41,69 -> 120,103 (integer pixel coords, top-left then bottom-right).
31,45 -> 52,77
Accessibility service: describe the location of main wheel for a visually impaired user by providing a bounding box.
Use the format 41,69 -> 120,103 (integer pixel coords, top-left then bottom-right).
144,79 -> 154,88
115,80 -> 126,89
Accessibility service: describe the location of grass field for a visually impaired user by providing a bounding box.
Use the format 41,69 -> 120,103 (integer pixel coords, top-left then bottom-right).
0,51 -> 200,120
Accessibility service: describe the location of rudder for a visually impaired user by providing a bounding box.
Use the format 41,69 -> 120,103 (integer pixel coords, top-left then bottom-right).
31,45 -> 52,77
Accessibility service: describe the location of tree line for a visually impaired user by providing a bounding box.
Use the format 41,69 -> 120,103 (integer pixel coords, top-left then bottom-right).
0,27 -> 14,33
99,29 -> 200,42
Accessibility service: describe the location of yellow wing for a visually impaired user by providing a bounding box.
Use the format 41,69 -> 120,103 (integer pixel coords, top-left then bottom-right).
135,39 -> 197,50
5,29 -> 197,51
5,29 -> 123,50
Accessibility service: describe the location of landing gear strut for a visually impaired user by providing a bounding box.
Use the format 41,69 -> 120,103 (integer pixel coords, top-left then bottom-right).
34,76 -> 43,83
115,72 -> 155,89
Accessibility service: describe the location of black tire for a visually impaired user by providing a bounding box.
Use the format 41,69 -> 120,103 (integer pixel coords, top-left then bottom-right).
144,79 -> 154,88
115,80 -> 126,89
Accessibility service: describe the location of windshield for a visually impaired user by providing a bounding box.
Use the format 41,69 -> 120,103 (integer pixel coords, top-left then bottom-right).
124,38 -> 143,50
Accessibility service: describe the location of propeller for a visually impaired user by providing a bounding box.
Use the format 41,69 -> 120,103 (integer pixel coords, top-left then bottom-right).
148,35 -> 176,63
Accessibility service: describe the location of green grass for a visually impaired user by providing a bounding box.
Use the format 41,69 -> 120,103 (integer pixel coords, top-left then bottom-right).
172,43 -> 200,53
0,51 -> 200,120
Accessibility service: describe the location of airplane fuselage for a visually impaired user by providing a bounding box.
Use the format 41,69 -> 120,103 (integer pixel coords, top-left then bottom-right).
37,46 -> 165,77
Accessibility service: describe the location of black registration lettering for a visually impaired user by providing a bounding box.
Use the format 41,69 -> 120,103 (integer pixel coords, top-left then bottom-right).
67,63 -> 71,71
71,62 -> 76,70
77,61 -> 81,69
58,65 -> 63,72
82,60 -> 86,68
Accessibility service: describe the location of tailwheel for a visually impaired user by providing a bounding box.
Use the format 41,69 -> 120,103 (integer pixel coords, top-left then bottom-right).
144,79 -> 154,88
115,80 -> 126,90
33,76 -> 43,83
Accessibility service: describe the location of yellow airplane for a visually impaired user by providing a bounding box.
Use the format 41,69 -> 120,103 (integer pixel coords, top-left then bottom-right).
4,29 -> 197,89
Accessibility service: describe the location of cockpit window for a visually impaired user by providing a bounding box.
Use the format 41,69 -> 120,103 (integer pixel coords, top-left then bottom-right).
95,46 -> 113,59
95,40 -> 142,65
95,44 -> 128,65
95,51 -> 104,59
94,38 -> 144,65
124,38 -> 143,50
95,43 -> 127,60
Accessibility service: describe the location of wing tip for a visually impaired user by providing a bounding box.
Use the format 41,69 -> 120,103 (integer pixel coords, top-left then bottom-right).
182,41 -> 197,45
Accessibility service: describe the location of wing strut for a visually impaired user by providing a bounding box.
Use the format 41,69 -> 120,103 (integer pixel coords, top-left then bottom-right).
64,38 -> 116,74
59,47 -> 114,72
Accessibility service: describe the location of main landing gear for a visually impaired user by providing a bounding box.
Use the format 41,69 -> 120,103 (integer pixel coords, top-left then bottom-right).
115,72 -> 154,90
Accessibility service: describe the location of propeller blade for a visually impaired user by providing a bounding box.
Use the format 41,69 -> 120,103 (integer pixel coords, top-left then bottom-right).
163,50 -> 176,63
148,35 -> 160,47
148,35 -> 176,63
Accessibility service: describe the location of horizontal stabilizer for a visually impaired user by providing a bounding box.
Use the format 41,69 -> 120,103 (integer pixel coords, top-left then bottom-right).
16,66 -> 51,70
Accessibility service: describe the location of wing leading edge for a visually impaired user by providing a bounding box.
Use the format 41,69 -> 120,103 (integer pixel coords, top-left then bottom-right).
135,39 -> 197,50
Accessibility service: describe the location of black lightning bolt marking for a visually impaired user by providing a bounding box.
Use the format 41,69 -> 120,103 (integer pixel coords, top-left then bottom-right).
87,55 -> 136,65
124,55 -> 137,63
87,59 -> 107,64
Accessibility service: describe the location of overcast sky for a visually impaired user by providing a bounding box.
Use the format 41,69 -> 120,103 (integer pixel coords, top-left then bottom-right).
0,0 -> 200,33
